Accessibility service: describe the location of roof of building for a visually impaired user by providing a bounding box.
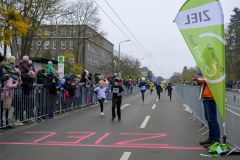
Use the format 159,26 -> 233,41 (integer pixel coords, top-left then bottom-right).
30,58 -> 58,64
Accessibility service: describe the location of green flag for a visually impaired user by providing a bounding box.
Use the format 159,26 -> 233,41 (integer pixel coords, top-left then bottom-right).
174,0 -> 226,122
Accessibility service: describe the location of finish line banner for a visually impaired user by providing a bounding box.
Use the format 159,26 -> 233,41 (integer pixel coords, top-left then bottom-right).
174,0 -> 226,122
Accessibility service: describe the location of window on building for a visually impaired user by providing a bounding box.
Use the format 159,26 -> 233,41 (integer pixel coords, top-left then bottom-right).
53,29 -> 56,35
45,41 -> 49,49
52,55 -> 56,60
70,29 -> 75,35
17,50 -> 20,58
53,41 -> 56,49
61,41 -> 66,49
96,59 -> 99,66
37,29 -> 41,35
36,41 -> 41,49
69,55 -> 74,63
69,41 -> 73,49
17,36 -> 21,44
45,29 -> 50,35
87,31 -> 92,38
61,28 -> 66,35
92,57 -> 95,65
31,42 -> 33,49
88,56 -> 92,65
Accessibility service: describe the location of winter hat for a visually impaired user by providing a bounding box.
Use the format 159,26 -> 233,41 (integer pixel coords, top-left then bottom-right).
23,56 -> 29,61
28,70 -> 35,78
76,75 -> 81,79
114,78 -> 120,83
61,79 -> 65,83
65,76 -> 72,82
197,72 -> 203,76
142,78 -> 145,81
29,60 -> 32,64
7,56 -> 16,62
48,61 -> 53,65
0,55 -> 4,62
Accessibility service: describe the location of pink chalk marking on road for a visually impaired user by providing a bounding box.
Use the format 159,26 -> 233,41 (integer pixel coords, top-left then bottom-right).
120,133 -> 167,136
0,142 -> 206,150
95,133 -> 110,144
116,133 -> 167,145
48,132 -> 96,144
25,132 -> 56,143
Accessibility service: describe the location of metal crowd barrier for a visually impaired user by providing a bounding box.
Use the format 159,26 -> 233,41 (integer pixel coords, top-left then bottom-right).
0,84 -> 140,130
175,84 -> 240,155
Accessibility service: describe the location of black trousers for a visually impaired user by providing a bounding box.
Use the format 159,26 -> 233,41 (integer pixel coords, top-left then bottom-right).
98,98 -> 105,112
168,92 -> 172,99
157,92 -> 160,99
112,98 -> 122,118
141,91 -> 145,100
150,89 -> 153,94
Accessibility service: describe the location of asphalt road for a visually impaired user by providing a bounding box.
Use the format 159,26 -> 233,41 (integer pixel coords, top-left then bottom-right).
0,88 -> 239,160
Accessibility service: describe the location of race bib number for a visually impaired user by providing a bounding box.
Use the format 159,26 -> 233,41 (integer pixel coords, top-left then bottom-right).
141,86 -> 146,90
113,88 -> 119,93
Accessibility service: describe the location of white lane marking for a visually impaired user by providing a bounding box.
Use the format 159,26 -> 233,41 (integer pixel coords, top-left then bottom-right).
140,116 -> 150,128
151,104 -> 156,109
156,99 -> 158,101
116,104 -> 130,111
120,152 -> 131,160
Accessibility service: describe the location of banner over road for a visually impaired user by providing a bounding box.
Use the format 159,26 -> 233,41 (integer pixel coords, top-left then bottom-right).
174,0 -> 226,122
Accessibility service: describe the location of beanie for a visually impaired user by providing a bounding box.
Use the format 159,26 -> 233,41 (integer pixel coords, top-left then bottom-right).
28,70 -> 35,78
7,56 -> 15,62
142,78 -> 145,81
23,56 -> 29,61
65,76 -> 72,81
114,78 -> 120,83
48,61 -> 53,65
0,55 -> 4,62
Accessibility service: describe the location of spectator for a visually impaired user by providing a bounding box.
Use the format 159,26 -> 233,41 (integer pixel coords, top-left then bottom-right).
46,61 -> 54,76
64,76 -> 76,110
18,56 -> 30,74
36,69 -> 47,85
3,56 -> 20,83
74,75 -> 83,108
192,72 -> 220,148
65,70 -> 72,78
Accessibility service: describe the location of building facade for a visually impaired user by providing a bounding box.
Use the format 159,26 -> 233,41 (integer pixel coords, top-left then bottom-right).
12,25 -> 114,74
138,67 -> 152,80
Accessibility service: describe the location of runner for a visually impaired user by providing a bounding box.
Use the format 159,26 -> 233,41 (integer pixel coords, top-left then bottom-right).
156,82 -> 161,100
165,83 -> 173,100
160,83 -> 164,93
93,80 -> 107,116
149,82 -> 154,94
139,78 -> 147,103
109,79 -> 125,121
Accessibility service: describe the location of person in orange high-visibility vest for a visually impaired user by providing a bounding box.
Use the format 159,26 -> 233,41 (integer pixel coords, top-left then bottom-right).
192,72 -> 220,148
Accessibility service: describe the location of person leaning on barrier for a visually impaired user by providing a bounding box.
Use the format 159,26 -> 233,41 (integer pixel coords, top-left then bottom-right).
192,72 -> 220,148
36,69 -> 47,85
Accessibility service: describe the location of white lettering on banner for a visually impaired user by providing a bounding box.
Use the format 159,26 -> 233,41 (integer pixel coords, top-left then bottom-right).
174,1 -> 223,29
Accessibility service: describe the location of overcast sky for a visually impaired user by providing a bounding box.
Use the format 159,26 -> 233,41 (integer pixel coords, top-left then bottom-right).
94,0 -> 240,79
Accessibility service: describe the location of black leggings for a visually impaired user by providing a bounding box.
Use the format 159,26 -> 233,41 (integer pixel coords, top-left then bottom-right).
168,92 -> 172,99
112,98 -> 122,118
157,92 -> 160,99
141,91 -> 145,100
98,98 -> 105,112
150,89 -> 153,94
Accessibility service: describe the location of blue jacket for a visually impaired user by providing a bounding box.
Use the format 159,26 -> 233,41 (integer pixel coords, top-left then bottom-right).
156,85 -> 161,93
139,82 -> 146,92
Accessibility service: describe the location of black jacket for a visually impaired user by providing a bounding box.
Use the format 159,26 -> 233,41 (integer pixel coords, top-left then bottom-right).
0,75 -> 9,83
49,82 -> 58,94
37,74 -> 47,84
21,73 -> 33,92
165,85 -> 173,92
64,82 -> 76,96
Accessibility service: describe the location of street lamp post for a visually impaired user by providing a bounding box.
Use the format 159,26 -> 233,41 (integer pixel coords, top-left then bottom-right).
56,12 -> 74,60
114,61 -> 116,74
119,40 -> 130,58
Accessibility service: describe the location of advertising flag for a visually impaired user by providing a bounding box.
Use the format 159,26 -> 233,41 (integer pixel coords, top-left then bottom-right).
151,77 -> 154,82
174,0 -> 226,122
154,77 -> 158,83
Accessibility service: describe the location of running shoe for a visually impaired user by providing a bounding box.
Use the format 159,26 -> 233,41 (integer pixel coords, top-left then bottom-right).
118,117 -> 121,121
111,117 -> 115,121
101,112 -> 104,116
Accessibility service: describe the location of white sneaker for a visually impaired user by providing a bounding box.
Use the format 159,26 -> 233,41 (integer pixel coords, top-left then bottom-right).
101,112 -> 104,116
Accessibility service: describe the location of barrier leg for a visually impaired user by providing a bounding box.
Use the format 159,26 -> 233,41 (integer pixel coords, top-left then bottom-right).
202,130 -> 209,135
191,116 -> 198,122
